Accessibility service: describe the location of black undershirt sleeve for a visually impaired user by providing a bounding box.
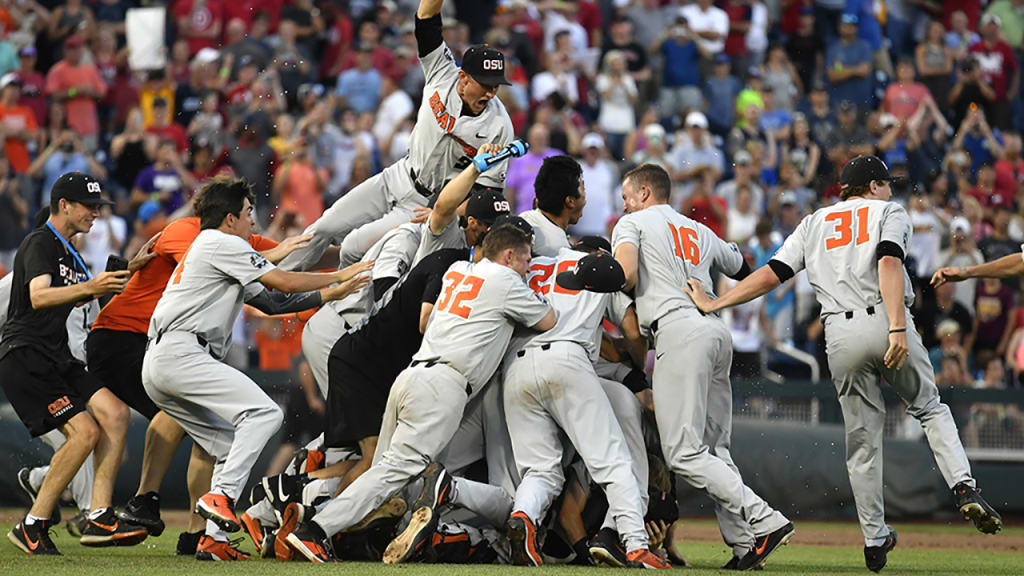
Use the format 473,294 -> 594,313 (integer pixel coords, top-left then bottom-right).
415,15 -> 443,58
372,277 -> 399,301
768,259 -> 795,283
876,240 -> 905,261
727,260 -> 752,281
621,367 -> 651,394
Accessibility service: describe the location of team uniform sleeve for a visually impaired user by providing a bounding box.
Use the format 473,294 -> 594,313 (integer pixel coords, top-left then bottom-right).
416,15 -> 459,87
878,204 -> 912,260
209,235 -> 277,286
475,112 -> 515,190
373,230 -> 417,281
611,214 -> 641,253
418,216 -> 461,259
604,292 -> 633,327
705,225 -> 744,277
502,273 -> 553,327
770,216 -> 809,276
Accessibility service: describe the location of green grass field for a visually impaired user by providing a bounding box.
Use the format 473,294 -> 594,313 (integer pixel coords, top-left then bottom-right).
0,514 -> 1021,575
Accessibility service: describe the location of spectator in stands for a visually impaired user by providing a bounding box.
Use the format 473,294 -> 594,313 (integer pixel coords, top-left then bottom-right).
727,184 -> 758,244
716,149 -> 765,211
762,44 -> 801,113
145,97 -> 188,159
131,138 -> 196,214
721,0 -> 751,69
759,86 -> 792,143
28,129 -> 106,207
826,14 -> 874,109
174,0 -> 224,57
532,49 -> 579,107
0,73 -> 38,177
654,16 -> 704,126
783,113 -> 821,188
917,19 -> 954,104
785,6 -> 823,92
994,132 -> 1024,199
372,76 -> 414,148
222,17 -> 272,76
883,58 -> 934,122
970,14 -> 1019,130
48,0 -> 94,62
680,169 -> 726,237
703,53 -> 742,137
0,156 -> 26,271
110,108 -> 150,201
14,45 -> 45,127
771,160 -> 814,214
187,92 -> 224,154
573,132 -> 618,237
506,123 -> 562,213
630,122 -> 673,172
341,19 -> 397,83
985,0 -> 1024,53
930,318 -> 969,372
274,19 -> 313,109
978,205 -> 1020,262
968,277 -> 1015,371
937,352 -> 972,388
679,0 -> 728,74
671,111 -> 724,199
601,17 -> 650,87
907,190 -> 947,279
273,138 -> 324,230
921,278 -> 975,350
625,0 -> 669,50
45,34 -> 105,152
826,100 -> 874,172
947,10 -> 980,65
596,50 -> 637,161
336,44 -> 382,115
541,0 -> 588,56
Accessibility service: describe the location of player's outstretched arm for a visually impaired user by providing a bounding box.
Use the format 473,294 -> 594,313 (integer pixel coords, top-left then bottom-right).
931,252 -> 1024,286
260,233 -> 314,265
429,142 -> 504,234
259,261 -> 373,294
879,255 -> 909,370
417,0 -> 444,19
683,265 -> 781,314
29,270 -> 129,309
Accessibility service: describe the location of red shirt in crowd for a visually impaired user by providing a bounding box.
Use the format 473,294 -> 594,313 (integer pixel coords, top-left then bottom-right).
146,122 -> 189,154
684,195 -> 728,239
576,0 -> 602,46
882,81 -> 932,120
723,0 -> 751,57
320,13 -> 354,78
174,0 -> 225,56
970,39 -> 1018,101
0,103 -> 38,174
14,69 -> 46,127
223,0 -> 283,33
44,60 -> 107,137
340,46 -> 398,83
994,155 -> 1024,201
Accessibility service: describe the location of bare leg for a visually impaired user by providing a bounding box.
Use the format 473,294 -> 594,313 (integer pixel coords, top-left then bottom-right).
137,411 -> 186,495
187,443 -> 215,533
30,414 -> 99,518
267,443 -> 297,477
86,388 -> 131,511
557,473 -> 590,545
332,436 -> 376,496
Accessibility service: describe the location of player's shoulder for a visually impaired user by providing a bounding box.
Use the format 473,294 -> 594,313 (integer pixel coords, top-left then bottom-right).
163,216 -> 201,240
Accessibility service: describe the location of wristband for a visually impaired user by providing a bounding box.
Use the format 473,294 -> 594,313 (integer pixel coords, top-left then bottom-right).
68,87 -> 77,98
219,66 -> 231,79
889,328 -> 906,334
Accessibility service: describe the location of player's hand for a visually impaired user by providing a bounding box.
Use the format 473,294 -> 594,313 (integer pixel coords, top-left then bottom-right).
329,271 -> 372,301
410,206 -> 431,224
478,142 -> 502,156
263,233 -> 314,264
884,331 -> 909,370
930,266 -> 967,287
336,260 -> 374,283
682,278 -> 713,313
646,520 -> 669,550
635,389 -> 654,412
128,231 -> 161,272
88,270 -> 130,296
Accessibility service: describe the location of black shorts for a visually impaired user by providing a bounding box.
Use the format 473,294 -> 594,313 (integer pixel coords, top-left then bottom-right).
281,382 -> 324,447
324,336 -> 393,450
0,346 -> 103,437
86,328 -> 159,419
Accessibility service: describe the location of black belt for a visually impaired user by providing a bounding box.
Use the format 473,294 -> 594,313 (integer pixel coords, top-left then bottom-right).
154,331 -> 207,348
516,343 -> 551,358
409,168 -> 435,198
844,306 -> 875,320
409,359 -> 471,396
650,319 -> 659,334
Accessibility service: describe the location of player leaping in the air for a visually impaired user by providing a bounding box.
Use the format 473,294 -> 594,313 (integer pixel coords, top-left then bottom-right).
685,156 -> 1002,573
278,0 -> 514,272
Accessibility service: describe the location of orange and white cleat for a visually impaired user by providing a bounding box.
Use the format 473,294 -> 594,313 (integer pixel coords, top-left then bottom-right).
507,511 -> 542,566
195,535 -> 250,561
196,493 -> 241,533
627,548 -> 672,569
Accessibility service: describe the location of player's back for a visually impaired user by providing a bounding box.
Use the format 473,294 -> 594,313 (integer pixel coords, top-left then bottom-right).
779,197 -> 913,316
612,204 -> 742,330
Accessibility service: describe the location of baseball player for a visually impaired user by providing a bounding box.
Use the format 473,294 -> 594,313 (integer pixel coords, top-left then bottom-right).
518,155 -> 584,257
1,173 -> 148,555
141,176 -> 371,561
502,249 -> 669,569
279,0 -> 513,271
612,164 -> 794,571
686,156 -> 1001,573
282,225 -> 555,563
931,245 -> 1024,285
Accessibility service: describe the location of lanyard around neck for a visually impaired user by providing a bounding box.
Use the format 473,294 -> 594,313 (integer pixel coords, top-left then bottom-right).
46,220 -> 92,281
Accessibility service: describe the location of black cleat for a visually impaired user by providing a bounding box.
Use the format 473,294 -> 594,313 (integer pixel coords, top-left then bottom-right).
588,527 -> 628,567
79,508 -> 148,547
411,462 -> 453,511
383,506 -> 438,564
285,521 -> 336,563
8,518 -> 60,555
737,522 -> 795,571
865,530 -> 897,573
175,530 -> 204,556
953,482 -> 1002,534
262,473 -> 310,520
723,555 -> 762,570
16,468 -> 60,524
119,492 -> 165,536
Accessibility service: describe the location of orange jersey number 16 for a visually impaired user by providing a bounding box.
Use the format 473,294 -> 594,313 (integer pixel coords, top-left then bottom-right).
436,271 -> 485,319
668,223 -> 700,266
824,206 -> 870,250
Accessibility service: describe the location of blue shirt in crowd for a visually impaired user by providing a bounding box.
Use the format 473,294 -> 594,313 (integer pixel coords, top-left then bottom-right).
705,75 -> 743,129
661,38 -> 701,88
336,67 -> 382,114
825,39 -> 874,108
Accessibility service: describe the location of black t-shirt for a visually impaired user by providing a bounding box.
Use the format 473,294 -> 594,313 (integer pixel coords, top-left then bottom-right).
338,248 -> 470,379
601,41 -> 648,73
0,226 -> 89,364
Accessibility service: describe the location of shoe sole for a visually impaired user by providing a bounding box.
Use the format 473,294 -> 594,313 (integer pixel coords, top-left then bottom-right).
507,515 -> 542,566
17,468 -> 37,502
961,503 -> 1002,534
344,497 -> 407,533
589,545 -> 627,568
284,532 -> 328,563
195,549 -> 249,561
749,528 -> 795,570
79,529 -> 149,548
383,507 -> 436,564
261,532 -> 277,559
240,513 -> 263,550
7,530 -> 32,555
275,505 -> 305,561
196,499 -> 241,533
118,510 -> 165,537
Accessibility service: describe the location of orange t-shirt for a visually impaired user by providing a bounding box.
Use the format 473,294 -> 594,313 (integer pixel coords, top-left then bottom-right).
44,61 -> 107,137
0,103 -> 38,173
92,217 -> 278,334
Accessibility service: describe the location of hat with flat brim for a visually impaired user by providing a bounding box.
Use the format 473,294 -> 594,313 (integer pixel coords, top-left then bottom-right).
839,155 -> 903,191
556,251 -> 625,293
461,44 -> 512,87
52,172 -> 114,206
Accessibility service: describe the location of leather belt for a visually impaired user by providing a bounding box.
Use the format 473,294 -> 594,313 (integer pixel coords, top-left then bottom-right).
154,331 -> 208,348
409,168 -> 436,199
844,306 -> 875,320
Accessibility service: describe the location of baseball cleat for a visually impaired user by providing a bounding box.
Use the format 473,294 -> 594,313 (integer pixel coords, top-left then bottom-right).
383,506 -> 438,564
65,510 -> 88,538
507,511 -> 542,566
262,473 -> 310,520
737,522 -> 794,571
275,502 -> 312,561
589,527 -> 628,567
285,521 -> 336,563
119,491 -> 165,536
344,496 -> 407,533
864,530 -> 897,573
293,447 -> 326,474
627,548 -> 672,569
16,467 -> 60,524
195,535 -> 250,561
196,492 -> 241,533
411,462 -> 453,511
175,531 -> 203,556
79,508 -> 148,547
953,482 -> 1002,534
722,555 -> 762,570
240,512 -> 265,551
260,531 -> 277,559
8,518 -> 60,555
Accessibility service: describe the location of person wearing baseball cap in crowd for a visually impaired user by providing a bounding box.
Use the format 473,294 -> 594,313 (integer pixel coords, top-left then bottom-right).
14,45 -> 46,127
45,34 -> 107,153
576,133 -> 618,238
0,72 -> 39,176
1,173 -> 154,555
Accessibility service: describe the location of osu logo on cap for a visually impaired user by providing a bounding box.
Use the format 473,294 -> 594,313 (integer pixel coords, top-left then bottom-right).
482,59 -> 503,71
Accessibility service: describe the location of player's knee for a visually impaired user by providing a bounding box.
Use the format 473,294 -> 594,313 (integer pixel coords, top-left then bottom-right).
93,394 -> 131,435
66,414 -> 101,449
264,404 -> 285,430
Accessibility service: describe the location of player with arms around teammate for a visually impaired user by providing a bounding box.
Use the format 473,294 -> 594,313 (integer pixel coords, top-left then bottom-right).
2,173 -> 150,555
685,156 -> 1002,573
283,225 -> 556,563
141,176 -> 371,561
613,164 -> 794,571
280,0 -> 514,271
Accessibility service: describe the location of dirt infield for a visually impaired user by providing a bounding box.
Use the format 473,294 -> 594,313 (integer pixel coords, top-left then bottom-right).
672,520 -> 1024,553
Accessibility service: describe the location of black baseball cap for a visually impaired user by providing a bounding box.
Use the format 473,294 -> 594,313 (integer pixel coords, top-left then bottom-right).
461,44 -> 512,87
555,251 -> 626,293
465,188 -> 511,225
491,214 -> 534,239
572,235 -> 612,253
51,172 -> 114,206
839,155 -> 901,191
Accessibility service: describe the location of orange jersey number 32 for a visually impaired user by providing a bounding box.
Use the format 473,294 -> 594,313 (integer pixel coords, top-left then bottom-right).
437,271 -> 485,319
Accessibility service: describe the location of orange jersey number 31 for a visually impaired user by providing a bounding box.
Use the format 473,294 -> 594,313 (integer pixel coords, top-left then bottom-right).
824,207 -> 870,250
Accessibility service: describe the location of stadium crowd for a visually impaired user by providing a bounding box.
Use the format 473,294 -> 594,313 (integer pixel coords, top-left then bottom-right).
0,0 -> 1023,411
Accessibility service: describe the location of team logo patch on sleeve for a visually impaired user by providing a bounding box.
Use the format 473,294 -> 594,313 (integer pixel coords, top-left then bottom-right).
250,253 -> 269,269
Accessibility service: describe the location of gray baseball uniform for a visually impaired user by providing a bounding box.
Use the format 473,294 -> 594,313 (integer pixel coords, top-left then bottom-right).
771,197 -> 974,546
142,229 -> 284,539
613,204 -> 789,553
279,30 -> 513,271
519,209 -> 570,257
312,258 -> 550,537
413,214 -> 467,266
503,248 -> 650,552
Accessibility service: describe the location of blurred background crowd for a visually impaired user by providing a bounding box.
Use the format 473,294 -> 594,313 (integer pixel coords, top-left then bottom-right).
0,1 -> 1023,443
